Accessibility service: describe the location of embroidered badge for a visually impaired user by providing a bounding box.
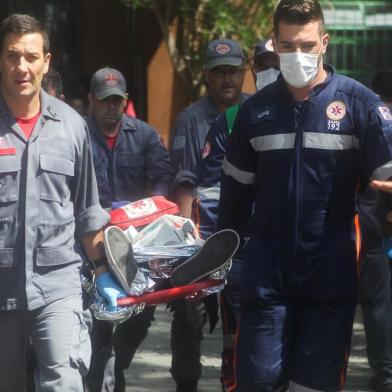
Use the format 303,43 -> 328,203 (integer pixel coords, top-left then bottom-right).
216,44 -> 231,55
202,141 -> 211,159
105,72 -> 118,87
378,106 -> 392,121
326,101 -> 346,121
326,101 -> 346,131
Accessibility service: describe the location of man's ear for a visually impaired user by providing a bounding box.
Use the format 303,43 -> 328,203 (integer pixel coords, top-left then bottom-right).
43,52 -> 51,74
272,33 -> 277,53
321,33 -> 329,54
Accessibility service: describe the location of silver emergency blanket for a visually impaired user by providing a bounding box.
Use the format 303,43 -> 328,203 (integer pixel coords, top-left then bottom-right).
90,215 -> 230,323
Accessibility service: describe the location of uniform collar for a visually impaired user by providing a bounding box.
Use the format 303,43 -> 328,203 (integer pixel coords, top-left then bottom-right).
40,89 -> 61,121
0,89 -> 60,121
87,114 -> 136,137
120,114 -> 137,131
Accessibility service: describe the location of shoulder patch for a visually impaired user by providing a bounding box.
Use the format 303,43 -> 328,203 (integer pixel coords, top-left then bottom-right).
249,105 -> 276,124
378,106 -> 392,121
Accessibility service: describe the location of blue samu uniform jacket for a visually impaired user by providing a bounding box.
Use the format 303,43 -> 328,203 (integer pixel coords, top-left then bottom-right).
219,66 -> 392,302
87,114 -> 173,209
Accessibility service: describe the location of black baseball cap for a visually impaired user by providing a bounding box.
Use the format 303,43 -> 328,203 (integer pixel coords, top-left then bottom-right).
204,38 -> 245,70
253,39 -> 275,63
90,67 -> 127,100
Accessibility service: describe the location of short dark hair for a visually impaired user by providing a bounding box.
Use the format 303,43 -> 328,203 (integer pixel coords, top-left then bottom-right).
42,67 -> 63,98
0,14 -> 50,54
274,0 -> 325,37
371,69 -> 392,102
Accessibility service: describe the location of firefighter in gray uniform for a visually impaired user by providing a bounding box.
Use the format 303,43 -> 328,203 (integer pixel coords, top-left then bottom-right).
0,14 -> 112,392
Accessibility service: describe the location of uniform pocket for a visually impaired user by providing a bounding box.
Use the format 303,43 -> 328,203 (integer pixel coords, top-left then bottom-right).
0,248 -> 14,267
0,156 -> 20,202
40,154 -> 74,204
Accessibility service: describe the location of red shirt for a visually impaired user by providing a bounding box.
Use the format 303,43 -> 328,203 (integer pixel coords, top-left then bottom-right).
16,111 -> 41,139
105,134 -> 117,150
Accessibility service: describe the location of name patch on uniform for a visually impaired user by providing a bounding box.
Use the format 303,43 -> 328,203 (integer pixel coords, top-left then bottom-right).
250,105 -> 276,124
379,106 -> 392,121
0,147 -> 16,155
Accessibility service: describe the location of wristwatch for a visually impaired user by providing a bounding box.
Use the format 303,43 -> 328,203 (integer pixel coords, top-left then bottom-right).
87,256 -> 107,270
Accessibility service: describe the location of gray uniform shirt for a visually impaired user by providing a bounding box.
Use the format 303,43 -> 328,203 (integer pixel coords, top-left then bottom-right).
0,90 -> 109,311
170,94 -> 248,189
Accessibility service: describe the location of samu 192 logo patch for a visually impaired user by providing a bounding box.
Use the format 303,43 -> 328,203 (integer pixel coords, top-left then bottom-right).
326,101 -> 346,131
202,141 -> 211,159
378,106 -> 392,121
326,101 -> 346,121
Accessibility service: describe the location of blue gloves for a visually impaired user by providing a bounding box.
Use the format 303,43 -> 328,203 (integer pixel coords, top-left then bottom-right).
383,236 -> 392,260
95,272 -> 127,311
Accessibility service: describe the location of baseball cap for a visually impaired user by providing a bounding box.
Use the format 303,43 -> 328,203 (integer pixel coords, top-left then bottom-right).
253,39 -> 275,63
204,38 -> 245,70
90,67 -> 127,100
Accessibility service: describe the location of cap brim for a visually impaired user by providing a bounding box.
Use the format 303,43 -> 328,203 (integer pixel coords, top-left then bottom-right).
205,57 -> 244,70
95,88 -> 127,100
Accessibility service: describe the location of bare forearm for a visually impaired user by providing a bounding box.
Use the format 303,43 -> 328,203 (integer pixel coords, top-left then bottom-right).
80,229 -> 107,276
174,183 -> 194,219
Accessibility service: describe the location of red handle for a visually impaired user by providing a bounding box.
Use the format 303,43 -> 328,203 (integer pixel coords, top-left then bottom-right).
117,279 -> 224,307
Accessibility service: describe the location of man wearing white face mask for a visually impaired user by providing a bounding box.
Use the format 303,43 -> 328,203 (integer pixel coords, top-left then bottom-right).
185,40 -> 278,392
253,39 -> 280,91
218,0 -> 392,391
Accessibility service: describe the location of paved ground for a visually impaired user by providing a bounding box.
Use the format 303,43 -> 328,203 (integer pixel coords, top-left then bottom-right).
124,305 -> 372,391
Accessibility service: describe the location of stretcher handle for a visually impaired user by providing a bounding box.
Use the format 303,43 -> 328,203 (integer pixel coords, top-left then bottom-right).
117,279 -> 224,307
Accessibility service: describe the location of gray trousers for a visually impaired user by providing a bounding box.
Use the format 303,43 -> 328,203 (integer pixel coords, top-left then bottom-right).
0,294 -> 90,392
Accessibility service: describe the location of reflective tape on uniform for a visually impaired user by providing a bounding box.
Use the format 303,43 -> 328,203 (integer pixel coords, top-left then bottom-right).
222,157 -> 255,185
371,160 -> 392,181
303,132 -> 359,150
196,186 -> 220,200
250,133 -> 295,151
250,132 -> 358,152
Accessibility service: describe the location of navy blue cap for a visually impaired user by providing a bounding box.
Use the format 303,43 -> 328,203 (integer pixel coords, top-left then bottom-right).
204,38 -> 245,70
253,39 -> 275,63
90,67 -> 127,100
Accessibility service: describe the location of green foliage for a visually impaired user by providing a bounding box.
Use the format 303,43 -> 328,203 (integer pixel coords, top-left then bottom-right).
124,0 -> 277,99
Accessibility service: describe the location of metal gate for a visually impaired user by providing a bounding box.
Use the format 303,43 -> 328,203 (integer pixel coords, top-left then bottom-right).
321,0 -> 392,84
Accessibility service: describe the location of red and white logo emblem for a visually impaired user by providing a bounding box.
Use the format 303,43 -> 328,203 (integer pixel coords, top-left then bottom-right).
379,106 -> 392,121
0,137 -> 5,146
202,141 -> 211,158
122,198 -> 158,219
265,39 -> 274,52
105,72 -> 118,87
326,101 -> 346,121
216,44 -> 231,55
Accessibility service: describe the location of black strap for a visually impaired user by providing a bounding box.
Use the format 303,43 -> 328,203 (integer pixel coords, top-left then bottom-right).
87,256 -> 107,270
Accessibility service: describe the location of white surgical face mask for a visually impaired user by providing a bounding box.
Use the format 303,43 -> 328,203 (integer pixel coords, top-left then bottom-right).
256,68 -> 280,91
278,48 -> 322,88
